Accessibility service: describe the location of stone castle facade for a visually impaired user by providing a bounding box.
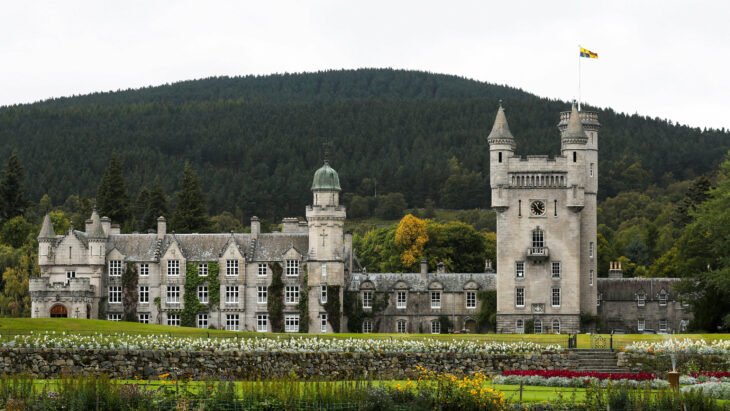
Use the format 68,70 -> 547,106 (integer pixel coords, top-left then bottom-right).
30,104 -> 691,334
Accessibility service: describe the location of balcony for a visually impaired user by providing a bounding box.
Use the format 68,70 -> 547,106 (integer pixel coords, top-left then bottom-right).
527,247 -> 549,261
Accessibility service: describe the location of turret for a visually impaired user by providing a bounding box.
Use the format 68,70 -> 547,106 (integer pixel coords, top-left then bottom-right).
87,208 -> 107,265
38,214 -> 56,265
487,103 -> 515,209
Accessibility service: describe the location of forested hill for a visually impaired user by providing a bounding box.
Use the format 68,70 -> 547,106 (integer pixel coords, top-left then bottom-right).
0,68 -> 727,219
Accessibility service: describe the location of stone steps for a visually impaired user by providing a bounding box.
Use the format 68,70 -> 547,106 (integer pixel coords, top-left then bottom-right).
568,349 -> 631,374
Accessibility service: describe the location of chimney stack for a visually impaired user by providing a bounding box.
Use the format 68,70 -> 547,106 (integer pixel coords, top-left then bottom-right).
608,261 -> 624,278
437,261 -> 446,274
420,259 -> 428,275
281,217 -> 299,233
101,217 -> 111,236
251,216 -> 260,238
485,259 -> 494,273
157,216 -> 167,239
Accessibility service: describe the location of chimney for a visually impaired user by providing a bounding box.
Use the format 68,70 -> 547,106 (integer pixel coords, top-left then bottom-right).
157,216 -> 167,239
101,217 -> 111,236
281,217 -> 299,233
250,216 -> 260,238
437,261 -> 446,274
420,259 -> 428,275
485,259 -> 494,273
608,261 -> 624,279
85,219 -> 94,233
345,232 -> 353,271
110,224 -> 121,235
298,221 -> 309,233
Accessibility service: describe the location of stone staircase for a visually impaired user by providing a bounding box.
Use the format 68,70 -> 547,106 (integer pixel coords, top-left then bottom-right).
571,349 -> 628,373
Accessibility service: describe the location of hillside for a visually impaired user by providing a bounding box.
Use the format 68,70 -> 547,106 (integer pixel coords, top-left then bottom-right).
0,68 -> 728,220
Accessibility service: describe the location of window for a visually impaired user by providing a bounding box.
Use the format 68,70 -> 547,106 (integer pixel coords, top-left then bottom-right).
139,263 -> 149,276
320,285 -> 327,304
139,286 -> 149,303
257,314 -> 268,332
108,314 -> 122,321
552,319 -> 560,334
285,314 -> 299,332
362,291 -> 372,308
167,314 -> 180,326
226,260 -> 238,276
258,263 -> 267,276
515,261 -> 525,278
197,314 -> 208,328
515,287 -> 525,307
109,286 -> 122,303
516,319 -> 524,334
396,291 -> 407,309
659,292 -> 667,306
167,260 -> 180,276
498,152 -> 502,163
659,319 -> 668,332
466,291 -> 476,309
362,320 -> 372,333
166,286 -> 180,303
534,319 -> 543,334
65,270 -> 76,284
138,313 -> 149,324
431,319 -> 440,334
597,293 -> 602,306
257,286 -> 267,304
551,262 -> 561,278
637,293 -> 646,307
637,319 -> 645,332
589,242 -> 594,258
280,285 -> 298,304
321,264 -> 327,278
589,270 -> 594,286
554,199 -> 557,216
226,314 -> 239,331
286,260 -> 300,276
109,260 -> 122,276
430,291 -> 441,309
532,228 -> 544,248
198,285 -> 208,304
590,163 -> 594,177
552,287 -> 561,307
225,286 -> 239,304
397,320 -> 407,333
573,151 -> 577,162
680,319 -> 688,332
320,313 -> 327,332
518,200 -> 522,217
197,263 -> 208,276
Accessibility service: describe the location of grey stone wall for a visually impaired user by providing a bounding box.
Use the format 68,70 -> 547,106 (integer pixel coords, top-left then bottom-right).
0,348 -> 578,380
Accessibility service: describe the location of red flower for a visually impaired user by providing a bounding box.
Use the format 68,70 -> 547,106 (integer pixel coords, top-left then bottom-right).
501,369 -> 657,381
689,371 -> 730,379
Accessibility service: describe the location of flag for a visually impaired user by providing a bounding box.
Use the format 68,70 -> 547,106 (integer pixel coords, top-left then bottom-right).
580,47 -> 598,59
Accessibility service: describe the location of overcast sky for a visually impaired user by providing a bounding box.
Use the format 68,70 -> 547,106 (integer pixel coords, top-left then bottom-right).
1,1 -> 729,129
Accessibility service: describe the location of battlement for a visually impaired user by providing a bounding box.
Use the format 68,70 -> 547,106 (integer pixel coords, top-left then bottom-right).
558,111 -> 600,131
29,277 -> 94,293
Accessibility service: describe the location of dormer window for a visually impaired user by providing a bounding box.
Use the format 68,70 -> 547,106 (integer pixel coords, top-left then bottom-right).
637,292 -> 646,307
659,291 -> 667,306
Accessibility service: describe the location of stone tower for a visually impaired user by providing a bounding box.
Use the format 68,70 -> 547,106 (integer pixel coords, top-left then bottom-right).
489,103 -> 599,334
305,160 -> 346,332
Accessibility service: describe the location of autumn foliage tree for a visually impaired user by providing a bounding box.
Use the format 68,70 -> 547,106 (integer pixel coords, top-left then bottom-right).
395,214 -> 429,268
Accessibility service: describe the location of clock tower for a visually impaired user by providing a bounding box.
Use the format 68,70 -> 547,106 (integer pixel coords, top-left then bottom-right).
489,103 -> 599,334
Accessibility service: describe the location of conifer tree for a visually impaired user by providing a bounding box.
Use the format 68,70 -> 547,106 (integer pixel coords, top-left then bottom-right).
146,177 -> 169,227
96,153 -> 130,224
0,151 -> 28,222
133,187 -> 150,231
171,164 -> 211,233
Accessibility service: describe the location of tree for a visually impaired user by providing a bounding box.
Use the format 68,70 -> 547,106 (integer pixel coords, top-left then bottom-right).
96,153 -> 130,225
146,177 -> 169,226
211,211 -> 244,232
0,151 -> 28,222
0,217 -> 34,248
0,252 -> 37,317
672,176 -> 712,228
394,214 -> 428,268
347,195 -> 370,218
374,192 -> 406,219
171,163 -> 211,233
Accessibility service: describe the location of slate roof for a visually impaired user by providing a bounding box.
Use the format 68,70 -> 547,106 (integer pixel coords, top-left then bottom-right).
598,277 -> 682,301
347,272 -> 496,292
108,234 -> 162,262
252,233 -> 309,261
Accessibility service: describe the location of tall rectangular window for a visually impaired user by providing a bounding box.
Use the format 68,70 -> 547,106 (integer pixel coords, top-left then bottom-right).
321,264 -> 327,278
498,152 -> 502,163
198,285 -> 208,303
166,286 -> 180,303
226,260 -> 239,276
225,314 -> 239,331
552,287 -> 561,307
597,293 -> 602,306
257,314 -> 268,332
257,286 -> 267,304
109,286 -> 122,303
659,293 -> 667,306
197,314 -> 208,329
551,262 -> 561,278
258,263 -> 267,276
139,286 -> 149,303
362,291 -> 372,308
320,313 -> 327,332
589,270 -> 594,286
286,260 -> 300,276
532,229 -> 544,248
589,242 -> 594,258
590,163 -> 594,177
431,320 -> 440,334
396,291 -> 407,309
285,314 -> 299,332
109,260 -> 122,276
430,291 -> 441,309
197,263 -> 208,276
397,320 -> 407,333
466,291 -> 476,309
637,319 -> 645,331
515,261 -> 525,278
554,200 -> 557,216
637,294 -> 646,307
362,320 -> 372,333
515,287 -> 525,307
167,260 -> 180,276
225,286 -> 239,304
518,200 -> 522,217
285,286 -> 299,304
167,313 -> 180,326
320,285 -> 327,304
139,263 -> 149,276
659,319 -> 667,332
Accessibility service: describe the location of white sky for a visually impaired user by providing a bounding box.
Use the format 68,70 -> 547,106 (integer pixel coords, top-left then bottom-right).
1,0 -> 729,130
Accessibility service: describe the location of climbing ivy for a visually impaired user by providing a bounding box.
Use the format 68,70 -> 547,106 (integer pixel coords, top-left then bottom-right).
180,262 -> 220,327
323,285 -> 341,332
153,297 -> 161,324
343,290 -> 389,333
97,296 -> 107,320
122,262 -> 138,322
267,262 -> 284,332
298,270 -> 310,333
475,289 -> 497,332
208,262 -> 220,309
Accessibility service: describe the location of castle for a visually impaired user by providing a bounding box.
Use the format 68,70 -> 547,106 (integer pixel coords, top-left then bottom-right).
30,104 -> 692,334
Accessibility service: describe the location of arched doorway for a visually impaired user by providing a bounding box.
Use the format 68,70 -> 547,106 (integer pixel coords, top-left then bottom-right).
464,319 -> 477,334
50,304 -> 68,318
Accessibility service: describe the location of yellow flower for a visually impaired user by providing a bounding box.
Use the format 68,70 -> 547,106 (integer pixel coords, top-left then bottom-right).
158,373 -> 170,379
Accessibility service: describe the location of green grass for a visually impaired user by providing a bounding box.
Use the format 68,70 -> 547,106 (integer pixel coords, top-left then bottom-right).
1,318 -> 728,349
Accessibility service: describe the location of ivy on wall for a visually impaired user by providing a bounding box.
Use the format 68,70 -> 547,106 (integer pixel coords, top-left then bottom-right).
181,262 -> 221,327
475,289 -> 497,332
122,262 -> 139,322
153,297 -> 161,324
267,262 -> 284,332
297,268 -> 311,333
343,290 -> 389,333
97,296 -> 107,320
324,285 -> 341,332
208,262 -> 220,309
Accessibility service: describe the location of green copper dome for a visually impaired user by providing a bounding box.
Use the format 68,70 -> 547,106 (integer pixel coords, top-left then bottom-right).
311,161 -> 341,191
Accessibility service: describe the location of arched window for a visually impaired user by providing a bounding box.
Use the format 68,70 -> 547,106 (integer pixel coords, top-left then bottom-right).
516,319 -> 524,334
552,319 -> 560,334
532,227 -> 544,248
534,319 -> 543,334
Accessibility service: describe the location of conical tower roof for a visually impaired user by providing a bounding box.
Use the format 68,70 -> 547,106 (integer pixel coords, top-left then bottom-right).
487,103 -> 516,148
38,214 -> 56,240
561,103 -> 588,143
88,206 -> 106,239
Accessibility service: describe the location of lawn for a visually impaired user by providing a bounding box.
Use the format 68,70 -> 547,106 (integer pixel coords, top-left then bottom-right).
1,318 -> 728,349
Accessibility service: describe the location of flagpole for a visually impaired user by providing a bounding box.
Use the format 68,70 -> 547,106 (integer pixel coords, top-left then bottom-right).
578,45 -> 582,111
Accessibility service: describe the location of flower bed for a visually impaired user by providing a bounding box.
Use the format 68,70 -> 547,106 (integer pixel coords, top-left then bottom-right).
494,369 -> 669,389
623,338 -> 730,355
681,382 -> 730,400
0,331 -> 561,354
501,369 -> 658,381
690,371 -> 730,379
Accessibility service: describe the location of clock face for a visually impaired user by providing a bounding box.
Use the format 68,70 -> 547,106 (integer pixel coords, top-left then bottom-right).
530,200 -> 546,216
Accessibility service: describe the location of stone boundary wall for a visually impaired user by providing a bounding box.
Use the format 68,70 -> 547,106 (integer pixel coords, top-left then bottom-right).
618,352 -> 728,373
0,348 -> 579,380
